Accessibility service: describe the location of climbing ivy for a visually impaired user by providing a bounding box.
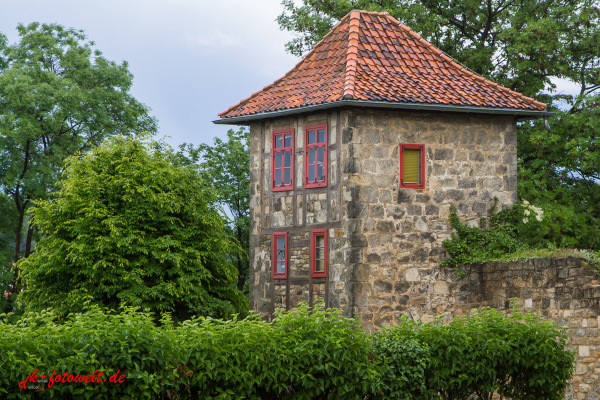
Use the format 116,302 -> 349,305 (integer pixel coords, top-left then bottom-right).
442,198 -> 600,268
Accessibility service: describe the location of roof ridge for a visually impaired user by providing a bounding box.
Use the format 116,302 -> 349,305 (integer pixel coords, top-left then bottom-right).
385,13 -> 546,110
342,10 -> 361,100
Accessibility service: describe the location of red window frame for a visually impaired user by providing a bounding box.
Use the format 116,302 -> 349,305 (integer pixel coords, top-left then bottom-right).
272,129 -> 294,191
304,124 -> 328,188
272,232 -> 288,279
399,143 -> 425,189
310,229 -> 327,278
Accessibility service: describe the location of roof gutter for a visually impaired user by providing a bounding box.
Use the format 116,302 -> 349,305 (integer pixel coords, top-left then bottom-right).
213,100 -> 553,125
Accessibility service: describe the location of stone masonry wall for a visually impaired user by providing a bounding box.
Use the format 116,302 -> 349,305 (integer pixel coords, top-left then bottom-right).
448,257 -> 600,400
340,108 -> 518,329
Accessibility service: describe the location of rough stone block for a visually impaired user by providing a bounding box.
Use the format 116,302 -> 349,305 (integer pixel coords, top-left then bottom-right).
377,221 -> 396,233
469,151 -> 485,162
374,280 -> 393,293
397,189 -> 415,203
434,148 -> 454,160
458,178 -> 477,189
407,204 -> 423,215
446,189 -> 465,201
405,268 -> 421,282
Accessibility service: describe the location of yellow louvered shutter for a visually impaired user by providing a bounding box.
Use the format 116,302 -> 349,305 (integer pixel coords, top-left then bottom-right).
403,148 -> 421,184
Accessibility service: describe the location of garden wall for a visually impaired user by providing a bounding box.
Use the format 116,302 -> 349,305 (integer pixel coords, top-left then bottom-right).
445,257 -> 599,400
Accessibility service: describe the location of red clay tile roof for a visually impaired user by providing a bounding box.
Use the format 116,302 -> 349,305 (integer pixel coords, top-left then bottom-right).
218,10 -> 546,120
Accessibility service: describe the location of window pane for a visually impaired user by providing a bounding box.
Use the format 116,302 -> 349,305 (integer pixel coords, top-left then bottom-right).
284,134 -> 292,147
275,169 -> 282,186
309,148 -> 315,164
316,259 -> 324,272
316,247 -> 325,260
275,152 -> 282,168
277,238 -> 285,251
284,151 -> 291,167
317,164 -> 325,181
275,135 -> 283,148
403,148 -> 421,184
308,130 -> 315,144
317,147 -> 324,163
317,129 -> 325,143
277,261 -> 285,274
284,168 -> 291,185
316,235 -> 324,248
309,166 -> 315,182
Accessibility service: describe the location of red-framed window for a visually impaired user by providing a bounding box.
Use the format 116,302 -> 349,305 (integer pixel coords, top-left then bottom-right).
272,129 -> 294,191
311,229 -> 327,278
272,232 -> 288,279
399,144 -> 425,189
305,125 -> 327,188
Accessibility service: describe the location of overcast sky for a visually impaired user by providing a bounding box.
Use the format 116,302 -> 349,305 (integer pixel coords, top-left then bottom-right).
1,0 -> 299,148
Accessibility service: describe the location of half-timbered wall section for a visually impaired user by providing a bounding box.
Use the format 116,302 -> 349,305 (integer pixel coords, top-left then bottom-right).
248,112 -> 350,316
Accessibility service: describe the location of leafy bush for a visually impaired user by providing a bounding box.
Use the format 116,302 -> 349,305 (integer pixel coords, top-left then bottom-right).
369,321 -> 432,399
441,200 -> 521,267
369,306 -> 574,400
441,197 -> 600,268
270,303 -> 378,399
17,136 -> 247,321
0,306 -> 182,399
0,304 -> 574,399
174,314 -> 286,399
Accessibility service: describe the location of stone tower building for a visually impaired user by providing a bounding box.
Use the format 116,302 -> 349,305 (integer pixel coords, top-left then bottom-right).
215,10 -> 550,331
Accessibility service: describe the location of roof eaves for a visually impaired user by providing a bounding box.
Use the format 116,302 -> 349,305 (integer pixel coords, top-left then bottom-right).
213,99 -> 553,125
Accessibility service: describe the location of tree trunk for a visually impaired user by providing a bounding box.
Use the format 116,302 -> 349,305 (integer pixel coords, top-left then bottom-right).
13,206 -> 24,293
25,222 -> 34,257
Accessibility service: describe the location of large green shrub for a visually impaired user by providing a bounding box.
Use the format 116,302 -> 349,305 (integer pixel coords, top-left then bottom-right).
17,136 -> 247,321
371,306 -> 575,400
0,304 -> 574,399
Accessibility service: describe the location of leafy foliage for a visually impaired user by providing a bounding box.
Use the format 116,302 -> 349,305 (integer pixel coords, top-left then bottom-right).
0,306 -> 182,399
442,197 -> 600,267
177,128 -> 250,292
17,136 -> 247,321
442,202 -> 520,268
270,303 -> 378,399
0,23 -> 156,298
369,324 -> 432,399
0,304 -> 574,399
381,306 -> 575,400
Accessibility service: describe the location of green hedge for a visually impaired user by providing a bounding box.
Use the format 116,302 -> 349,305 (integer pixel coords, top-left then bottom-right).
0,304 -> 574,399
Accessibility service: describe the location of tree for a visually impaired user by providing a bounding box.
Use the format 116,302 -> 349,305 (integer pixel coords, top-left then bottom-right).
278,0 -> 600,249
178,128 -> 250,292
0,23 -> 157,290
17,136 -> 247,321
